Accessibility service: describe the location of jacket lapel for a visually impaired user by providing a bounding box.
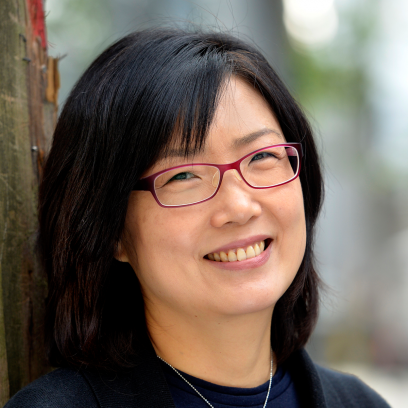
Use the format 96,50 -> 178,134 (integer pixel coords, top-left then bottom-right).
81,334 -> 176,408
287,348 -> 328,407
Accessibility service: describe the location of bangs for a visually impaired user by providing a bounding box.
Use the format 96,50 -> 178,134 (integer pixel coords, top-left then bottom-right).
118,31 -> 233,172
159,76 -> 231,162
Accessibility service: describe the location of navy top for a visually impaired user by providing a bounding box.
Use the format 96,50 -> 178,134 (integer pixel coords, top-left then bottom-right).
160,360 -> 302,408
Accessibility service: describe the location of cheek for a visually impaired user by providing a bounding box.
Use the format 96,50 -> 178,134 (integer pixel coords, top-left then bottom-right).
136,211 -> 203,256
272,181 -> 306,269
124,193 -> 205,283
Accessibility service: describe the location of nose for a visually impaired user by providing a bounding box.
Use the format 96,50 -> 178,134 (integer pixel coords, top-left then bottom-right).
209,169 -> 262,228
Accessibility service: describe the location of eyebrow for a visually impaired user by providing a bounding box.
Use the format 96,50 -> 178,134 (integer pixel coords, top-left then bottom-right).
160,128 -> 284,159
232,128 -> 284,148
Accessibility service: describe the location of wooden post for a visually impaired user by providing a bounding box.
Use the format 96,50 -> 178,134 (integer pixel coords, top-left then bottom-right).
0,0 -> 57,403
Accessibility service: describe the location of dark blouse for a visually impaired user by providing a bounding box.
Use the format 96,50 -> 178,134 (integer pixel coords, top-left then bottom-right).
161,359 -> 301,407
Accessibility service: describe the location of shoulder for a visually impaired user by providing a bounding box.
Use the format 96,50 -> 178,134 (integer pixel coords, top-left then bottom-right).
315,364 -> 391,408
287,349 -> 391,408
5,367 -> 99,408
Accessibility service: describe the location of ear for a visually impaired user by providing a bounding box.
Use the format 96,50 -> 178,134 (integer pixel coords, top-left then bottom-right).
114,240 -> 130,263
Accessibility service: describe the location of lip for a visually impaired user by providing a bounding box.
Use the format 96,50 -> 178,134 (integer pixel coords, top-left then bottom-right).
205,239 -> 272,271
206,234 -> 271,255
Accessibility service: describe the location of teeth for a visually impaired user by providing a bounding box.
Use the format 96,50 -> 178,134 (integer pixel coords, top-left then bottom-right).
237,248 -> 246,261
254,243 -> 261,256
220,251 -> 228,262
207,240 -> 267,262
228,250 -> 237,262
246,245 -> 255,259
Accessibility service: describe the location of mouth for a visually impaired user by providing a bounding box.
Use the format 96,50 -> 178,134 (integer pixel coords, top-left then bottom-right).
205,239 -> 271,263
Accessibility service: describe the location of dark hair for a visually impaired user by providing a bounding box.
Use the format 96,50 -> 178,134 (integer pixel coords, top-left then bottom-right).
39,28 -> 324,370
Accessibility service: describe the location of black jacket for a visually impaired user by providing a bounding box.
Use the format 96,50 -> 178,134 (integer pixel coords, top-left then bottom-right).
5,338 -> 391,408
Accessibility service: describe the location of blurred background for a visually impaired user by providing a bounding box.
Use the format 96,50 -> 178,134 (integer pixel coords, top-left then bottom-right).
45,0 -> 408,405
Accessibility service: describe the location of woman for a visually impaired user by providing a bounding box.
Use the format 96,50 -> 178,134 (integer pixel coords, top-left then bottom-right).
6,28 -> 390,407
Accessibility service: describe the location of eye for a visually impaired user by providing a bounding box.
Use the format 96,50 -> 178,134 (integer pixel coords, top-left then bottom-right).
250,151 -> 275,162
168,172 -> 196,182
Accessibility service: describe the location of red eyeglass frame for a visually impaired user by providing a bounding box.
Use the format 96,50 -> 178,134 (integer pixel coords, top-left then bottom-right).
133,143 -> 303,208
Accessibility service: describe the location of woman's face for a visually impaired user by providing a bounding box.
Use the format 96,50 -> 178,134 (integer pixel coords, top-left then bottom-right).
119,77 -> 306,318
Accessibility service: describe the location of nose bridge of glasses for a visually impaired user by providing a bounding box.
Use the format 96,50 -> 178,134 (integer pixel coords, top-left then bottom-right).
213,163 -> 244,190
218,160 -> 242,177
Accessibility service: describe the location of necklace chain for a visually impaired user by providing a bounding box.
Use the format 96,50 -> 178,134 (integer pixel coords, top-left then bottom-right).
157,352 -> 273,408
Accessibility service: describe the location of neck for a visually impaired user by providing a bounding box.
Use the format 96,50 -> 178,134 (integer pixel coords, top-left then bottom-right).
146,303 -> 274,388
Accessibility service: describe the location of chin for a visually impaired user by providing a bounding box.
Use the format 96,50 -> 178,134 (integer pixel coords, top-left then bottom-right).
207,283 -> 286,317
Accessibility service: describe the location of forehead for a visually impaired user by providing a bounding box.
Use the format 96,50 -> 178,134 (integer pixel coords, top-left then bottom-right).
161,128 -> 284,160
157,78 -> 284,164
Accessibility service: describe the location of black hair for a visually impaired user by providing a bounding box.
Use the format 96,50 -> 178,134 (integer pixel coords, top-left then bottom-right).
39,28 -> 324,369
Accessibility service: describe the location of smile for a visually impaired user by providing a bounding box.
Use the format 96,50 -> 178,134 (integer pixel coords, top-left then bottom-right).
205,239 -> 269,262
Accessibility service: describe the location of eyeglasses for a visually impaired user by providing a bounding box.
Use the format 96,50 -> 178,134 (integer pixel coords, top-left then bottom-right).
133,143 -> 303,208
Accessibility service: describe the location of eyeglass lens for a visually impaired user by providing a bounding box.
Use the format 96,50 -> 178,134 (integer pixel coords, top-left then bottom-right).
154,146 -> 299,206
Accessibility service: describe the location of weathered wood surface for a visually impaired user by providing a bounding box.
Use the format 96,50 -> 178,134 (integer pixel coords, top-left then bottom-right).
0,0 -> 56,403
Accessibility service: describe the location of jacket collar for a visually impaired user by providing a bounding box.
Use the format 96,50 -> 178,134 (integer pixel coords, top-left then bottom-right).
82,337 -> 326,408
286,348 -> 327,407
81,333 -> 176,408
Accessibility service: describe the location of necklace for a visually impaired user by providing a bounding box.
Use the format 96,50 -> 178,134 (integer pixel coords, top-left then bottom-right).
157,351 -> 273,408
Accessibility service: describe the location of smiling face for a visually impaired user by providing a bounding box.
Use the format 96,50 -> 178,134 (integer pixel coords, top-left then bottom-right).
118,77 -> 306,319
